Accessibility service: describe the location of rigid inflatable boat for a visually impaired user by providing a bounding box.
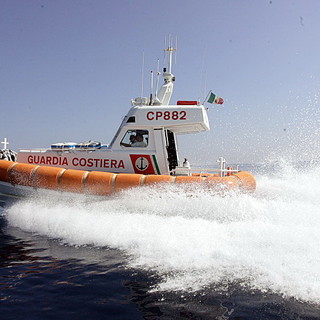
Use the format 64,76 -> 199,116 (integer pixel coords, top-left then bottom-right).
0,44 -> 256,199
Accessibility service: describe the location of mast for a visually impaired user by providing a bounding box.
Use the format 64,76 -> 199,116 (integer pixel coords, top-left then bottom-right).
131,42 -> 176,107
153,43 -> 176,106
166,45 -> 175,74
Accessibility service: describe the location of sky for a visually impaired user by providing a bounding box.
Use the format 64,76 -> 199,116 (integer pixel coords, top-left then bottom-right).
1,0 -> 320,165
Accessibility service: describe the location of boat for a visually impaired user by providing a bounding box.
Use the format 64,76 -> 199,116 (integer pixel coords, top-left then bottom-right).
0,44 -> 256,200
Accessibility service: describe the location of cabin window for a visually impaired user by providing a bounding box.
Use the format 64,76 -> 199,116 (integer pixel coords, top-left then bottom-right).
127,116 -> 135,123
120,130 -> 148,148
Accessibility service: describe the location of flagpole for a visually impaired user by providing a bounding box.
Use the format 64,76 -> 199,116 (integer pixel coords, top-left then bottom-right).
202,90 -> 212,105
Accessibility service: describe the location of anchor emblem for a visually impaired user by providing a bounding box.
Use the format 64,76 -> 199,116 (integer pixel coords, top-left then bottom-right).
135,156 -> 149,171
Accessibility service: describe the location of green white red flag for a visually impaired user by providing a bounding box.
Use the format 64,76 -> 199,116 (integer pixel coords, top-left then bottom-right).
207,92 -> 224,104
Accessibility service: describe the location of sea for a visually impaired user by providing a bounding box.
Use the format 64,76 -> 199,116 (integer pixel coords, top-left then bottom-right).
1,160 -> 320,320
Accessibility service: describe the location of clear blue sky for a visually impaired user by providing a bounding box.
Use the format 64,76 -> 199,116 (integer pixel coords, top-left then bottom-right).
1,0 -> 320,164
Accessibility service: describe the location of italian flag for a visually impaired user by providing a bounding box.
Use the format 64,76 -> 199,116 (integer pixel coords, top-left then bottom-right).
207,92 -> 224,104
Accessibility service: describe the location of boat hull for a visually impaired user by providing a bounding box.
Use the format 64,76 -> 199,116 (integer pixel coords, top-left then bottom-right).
0,160 -> 256,199
0,180 -> 35,206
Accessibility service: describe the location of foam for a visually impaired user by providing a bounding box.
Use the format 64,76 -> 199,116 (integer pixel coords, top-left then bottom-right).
3,162 -> 320,304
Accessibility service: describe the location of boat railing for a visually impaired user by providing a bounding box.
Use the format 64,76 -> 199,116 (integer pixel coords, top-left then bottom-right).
172,165 -> 240,177
19,148 -> 49,153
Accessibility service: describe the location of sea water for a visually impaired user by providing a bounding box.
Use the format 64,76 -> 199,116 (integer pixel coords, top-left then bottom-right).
1,161 -> 320,319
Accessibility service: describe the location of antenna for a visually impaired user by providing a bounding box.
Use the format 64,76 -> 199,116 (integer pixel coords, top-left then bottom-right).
175,36 -> 178,64
141,51 -> 145,97
155,59 -> 160,99
149,70 -> 153,105
164,35 -> 176,74
154,37 -> 177,105
199,46 -> 207,100
203,68 -> 207,100
163,36 -> 167,67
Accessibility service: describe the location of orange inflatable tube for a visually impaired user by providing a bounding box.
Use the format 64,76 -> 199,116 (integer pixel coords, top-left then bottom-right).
33,166 -> 64,190
144,174 -> 173,185
206,176 -> 239,189
8,163 -> 38,187
175,176 -> 203,184
0,160 -> 256,195
113,174 -> 143,192
59,169 -> 87,193
233,171 -> 257,191
85,171 -> 115,196
0,160 -> 16,182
